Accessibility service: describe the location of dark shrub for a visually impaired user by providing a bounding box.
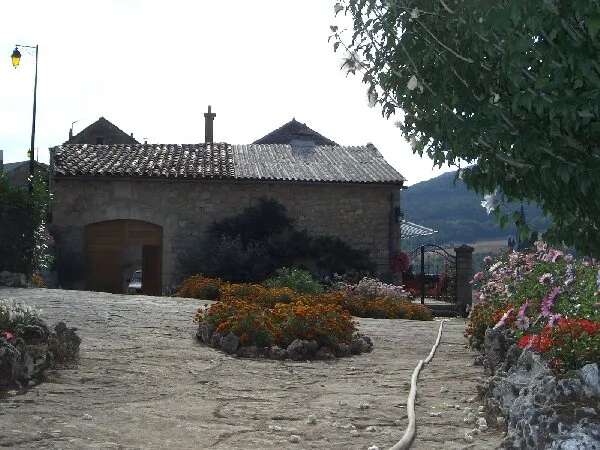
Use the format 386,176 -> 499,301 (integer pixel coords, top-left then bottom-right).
179,198 -> 374,282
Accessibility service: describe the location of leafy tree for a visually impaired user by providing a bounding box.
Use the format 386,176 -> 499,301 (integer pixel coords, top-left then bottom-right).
332,1 -> 600,255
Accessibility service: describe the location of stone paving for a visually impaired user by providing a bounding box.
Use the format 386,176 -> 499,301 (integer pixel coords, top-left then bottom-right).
0,288 -> 503,449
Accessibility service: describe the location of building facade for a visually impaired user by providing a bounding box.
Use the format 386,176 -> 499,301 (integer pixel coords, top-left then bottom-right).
50,115 -> 404,294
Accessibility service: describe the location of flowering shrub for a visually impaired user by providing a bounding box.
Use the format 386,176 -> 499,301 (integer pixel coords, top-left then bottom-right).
264,267 -> 324,294
195,298 -> 355,348
220,283 -> 296,308
466,242 -> 600,371
176,275 -> 222,300
0,299 -> 42,331
338,276 -> 410,300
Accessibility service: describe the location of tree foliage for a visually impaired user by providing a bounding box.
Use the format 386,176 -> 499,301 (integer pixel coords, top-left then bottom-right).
332,0 -> 600,255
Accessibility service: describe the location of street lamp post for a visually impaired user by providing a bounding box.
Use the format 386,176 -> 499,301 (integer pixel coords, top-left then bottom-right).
11,44 -> 38,195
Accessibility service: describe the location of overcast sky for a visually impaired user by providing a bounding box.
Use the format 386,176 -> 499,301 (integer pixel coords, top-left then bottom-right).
1,0 -> 456,185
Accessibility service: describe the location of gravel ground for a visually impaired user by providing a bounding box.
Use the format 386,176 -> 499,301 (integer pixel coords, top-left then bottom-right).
0,288 -> 503,449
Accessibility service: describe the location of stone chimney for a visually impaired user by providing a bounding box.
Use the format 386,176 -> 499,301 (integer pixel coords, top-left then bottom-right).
204,105 -> 216,144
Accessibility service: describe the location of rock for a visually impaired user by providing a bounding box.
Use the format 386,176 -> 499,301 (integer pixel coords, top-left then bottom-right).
350,334 -> 373,354
464,431 -> 474,442
289,434 -> 300,443
334,343 -> 351,357
82,414 -> 93,421
268,346 -> 287,360
286,339 -> 320,360
366,425 -> 377,432
306,414 -> 317,425
236,346 -> 258,358
0,271 -> 27,287
268,424 -> 282,432
350,429 -> 359,437
314,347 -> 335,360
220,333 -> 239,354
358,402 -> 370,410
48,322 -> 81,362
305,340 -> 319,355
579,364 -> 600,397
440,386 -> 448,393
429,412 -> 441,417
209,332 -> 223,348
287,339 -> 308,361
482,348 -> 600,449
368,446 -> 380,450
197,321 -> 214,344
464,412 -> 476,424
477,417 -> 488,432
473,354 -> 485,366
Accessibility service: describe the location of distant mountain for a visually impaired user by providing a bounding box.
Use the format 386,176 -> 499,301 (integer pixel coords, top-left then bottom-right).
402,171 -> 550,245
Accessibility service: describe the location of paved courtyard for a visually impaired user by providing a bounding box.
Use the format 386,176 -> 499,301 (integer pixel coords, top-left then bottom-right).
0,288 -> 502,449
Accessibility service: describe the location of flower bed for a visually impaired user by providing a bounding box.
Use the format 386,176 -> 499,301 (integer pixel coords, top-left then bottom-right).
466,242 -> 600,371
195,298 -> 371,360
180,273 -> 432,321
1,299 -> 81,389
465,243 -> 600,448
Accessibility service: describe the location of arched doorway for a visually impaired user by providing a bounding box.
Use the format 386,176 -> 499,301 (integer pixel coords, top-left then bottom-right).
85,220 -> 162,295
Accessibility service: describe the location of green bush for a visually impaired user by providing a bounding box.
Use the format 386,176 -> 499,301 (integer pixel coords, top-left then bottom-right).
264,267 -> 324,294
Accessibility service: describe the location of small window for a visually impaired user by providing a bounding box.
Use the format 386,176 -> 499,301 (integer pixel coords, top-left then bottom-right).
96,137 -> 104,144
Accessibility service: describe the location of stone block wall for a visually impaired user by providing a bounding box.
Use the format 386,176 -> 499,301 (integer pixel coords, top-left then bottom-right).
51,177 -> 400,291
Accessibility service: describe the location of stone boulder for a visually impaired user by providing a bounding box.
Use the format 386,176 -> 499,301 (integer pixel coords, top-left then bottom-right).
196,321 -> 214,344
221,332 -> 240,354
350,334 -> 373,355
314,346 -> 335,360
484,350 -> 600,449
236,346 -> 259,358
268,346 -> 287,360
48,322 -> 81,362
287,339 -> 319,361
334,342 -> 351,357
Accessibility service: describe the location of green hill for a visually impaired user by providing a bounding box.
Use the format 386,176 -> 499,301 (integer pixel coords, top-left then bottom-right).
402,171 -> 550,245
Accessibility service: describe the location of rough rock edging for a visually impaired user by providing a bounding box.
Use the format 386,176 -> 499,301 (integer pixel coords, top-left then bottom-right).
477,328 -> 600,449
196,320 -> 373,360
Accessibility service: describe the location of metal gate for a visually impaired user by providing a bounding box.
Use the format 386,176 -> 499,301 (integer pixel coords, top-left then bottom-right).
404,244 -> 457,306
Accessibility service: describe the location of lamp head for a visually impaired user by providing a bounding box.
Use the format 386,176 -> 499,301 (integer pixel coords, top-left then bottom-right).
11,47 -> 21,68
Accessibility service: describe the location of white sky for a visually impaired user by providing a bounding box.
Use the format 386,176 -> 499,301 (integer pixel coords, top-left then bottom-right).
0,0 -> 455,185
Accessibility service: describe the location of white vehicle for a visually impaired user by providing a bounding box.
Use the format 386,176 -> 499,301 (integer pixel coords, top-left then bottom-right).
127,269 -> 142,294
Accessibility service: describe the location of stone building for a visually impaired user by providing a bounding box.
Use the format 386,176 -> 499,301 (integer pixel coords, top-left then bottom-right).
50,110 -> 405,295
66,117 -> 139,145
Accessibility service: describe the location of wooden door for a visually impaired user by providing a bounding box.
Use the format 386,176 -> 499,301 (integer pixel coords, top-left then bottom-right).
142,245 -> 161,296
85,220 -> 162,294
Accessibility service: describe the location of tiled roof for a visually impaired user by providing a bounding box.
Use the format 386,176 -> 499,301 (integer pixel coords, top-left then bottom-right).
52,144 -> 234,179
253,119 -> 338,146
52,143 -> 405,185
233,144 -> 404,184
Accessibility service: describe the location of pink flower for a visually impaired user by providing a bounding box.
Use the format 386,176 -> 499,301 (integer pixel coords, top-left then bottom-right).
548,314 -> 562,327
540,287 -> 561,317
472,272 -> 484,283
539,273 -> 553,285
515,301 -> 530,330
484,256 -> 493,265
1,331 -> 15,342
493,308 -> 514,330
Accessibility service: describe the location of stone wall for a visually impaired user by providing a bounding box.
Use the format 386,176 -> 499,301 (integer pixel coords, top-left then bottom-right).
51,177 -> 400,291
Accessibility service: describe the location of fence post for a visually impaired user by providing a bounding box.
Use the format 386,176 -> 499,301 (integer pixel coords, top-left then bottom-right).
454,245 -> 474,317
420,245 -> 425,305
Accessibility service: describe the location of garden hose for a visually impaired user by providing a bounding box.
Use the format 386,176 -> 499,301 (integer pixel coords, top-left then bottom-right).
389,319 -> 447,450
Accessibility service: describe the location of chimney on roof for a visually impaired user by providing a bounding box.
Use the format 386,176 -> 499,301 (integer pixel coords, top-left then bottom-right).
68,128 -> 73,141
204,105 -> 216,144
